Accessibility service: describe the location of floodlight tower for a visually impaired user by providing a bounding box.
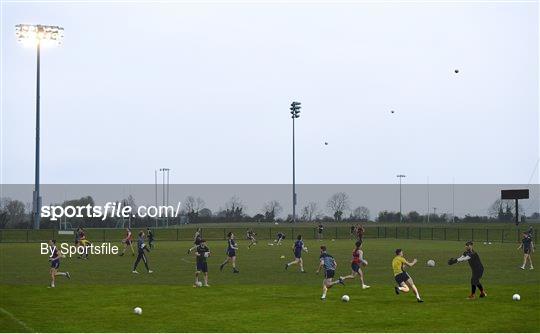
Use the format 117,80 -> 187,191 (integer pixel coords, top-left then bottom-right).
396,174 -> 406,222
15,24 -> 64,229
290,101 -> 301,223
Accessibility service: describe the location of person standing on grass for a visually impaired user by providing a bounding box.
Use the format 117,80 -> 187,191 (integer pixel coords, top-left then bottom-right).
317,223 -> 324,241
518,232 -> 534,270
188,228 -> 203,254
194,239 -> 211,287
146,227 -> 155,249
349,225 -> 356,239
448,241 -> 486,299
48,239 -> 70,288
340,241 -> 370,289
316,245 -> 344,300
285,235 -> 308,272
220,232 -> 239,273
132,231 -> 153,274
355,224 -> 365,245
392,248 -> 423,302
246,229 -> 257,249
120,228 -> 135,256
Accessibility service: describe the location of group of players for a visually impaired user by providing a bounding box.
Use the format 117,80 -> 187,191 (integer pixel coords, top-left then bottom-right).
47,224 -> 535,302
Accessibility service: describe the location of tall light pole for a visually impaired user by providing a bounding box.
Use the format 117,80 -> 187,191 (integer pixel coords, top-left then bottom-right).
397,174 -> 406,223
160,168 -> 170,226
290,101 -> 301,223
154,170 -> 158,227
15,24 -> 64,229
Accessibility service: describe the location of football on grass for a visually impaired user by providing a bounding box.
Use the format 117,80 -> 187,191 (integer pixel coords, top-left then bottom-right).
427,259 -> 435,267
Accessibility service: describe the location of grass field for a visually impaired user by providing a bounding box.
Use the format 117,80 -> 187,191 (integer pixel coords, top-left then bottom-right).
1,237 -> 539,332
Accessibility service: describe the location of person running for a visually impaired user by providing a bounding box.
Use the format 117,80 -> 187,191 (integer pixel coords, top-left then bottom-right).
220,232 -> 239,273
269,232 -> 286,246
448,241 -> 486,299
246,229 -> 257,249
146,227 -> 155,249
194,239 -> 211,287
77,227 -> 91,259
120,228 -> 135,256
392,248 -> 423,302
47,239 -> 70,288
355,224 -> 365,244
285,235 -> 308,272
132,231 -> 153,274
317,224 -> 324,241
188,228 -> 203,254
340,241 -> 370,289
316,245 -> 344,300
517,232 -> 534,270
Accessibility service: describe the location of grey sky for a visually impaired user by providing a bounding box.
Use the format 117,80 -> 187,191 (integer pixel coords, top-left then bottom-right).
1,1 -> 539,185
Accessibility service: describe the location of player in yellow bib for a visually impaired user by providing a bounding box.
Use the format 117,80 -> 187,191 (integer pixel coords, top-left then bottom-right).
392,248 -> 423,303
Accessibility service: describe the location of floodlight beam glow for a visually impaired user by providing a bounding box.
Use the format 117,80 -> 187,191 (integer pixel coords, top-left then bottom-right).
15,24 -> 64,47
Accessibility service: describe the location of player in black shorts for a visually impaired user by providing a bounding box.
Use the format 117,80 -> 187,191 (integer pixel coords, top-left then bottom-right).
220,232 -> 239,273
194,239 -> 211,287
518,232 -> 534,270
448,241 -> 486,299
272,232 -> 285,246
317,224 -> 324,241
48,239 -> 70,288
188,228 -> 202,254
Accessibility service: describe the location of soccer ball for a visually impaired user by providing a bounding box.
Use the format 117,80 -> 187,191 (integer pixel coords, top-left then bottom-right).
513,294 -> 521,301
427,260 -> 435,267
280,255 -> 285,259
133,307 -> 142,315
204,252 -> 210,258
195,281 -> 203,287
341,295 -> 350,302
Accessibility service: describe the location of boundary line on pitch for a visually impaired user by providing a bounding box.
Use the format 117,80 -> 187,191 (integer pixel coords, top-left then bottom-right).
0,307 -> 35,333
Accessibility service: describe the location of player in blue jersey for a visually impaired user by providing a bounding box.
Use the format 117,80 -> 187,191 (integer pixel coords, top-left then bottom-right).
316,245 -> 344,300
132,231 -> 153,274
285,235 -> 308,272
220,232 -> 239,273
48,239 -> 70,288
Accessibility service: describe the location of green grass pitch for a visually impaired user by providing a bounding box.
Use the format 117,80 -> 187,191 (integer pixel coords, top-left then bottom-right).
1,238 -> 539,332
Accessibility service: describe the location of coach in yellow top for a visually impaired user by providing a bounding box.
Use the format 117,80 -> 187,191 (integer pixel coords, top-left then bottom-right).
392,248 -> 423,303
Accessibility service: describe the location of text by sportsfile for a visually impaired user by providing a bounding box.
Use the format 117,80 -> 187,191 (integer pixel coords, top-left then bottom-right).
40,242 -> 119,257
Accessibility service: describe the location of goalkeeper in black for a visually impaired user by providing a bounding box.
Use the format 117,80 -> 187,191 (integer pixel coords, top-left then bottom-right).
448,241 -> 486,299
132,231 -> 153,274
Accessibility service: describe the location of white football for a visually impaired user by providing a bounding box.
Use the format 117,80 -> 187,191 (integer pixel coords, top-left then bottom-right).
196,281 -> 203,287
341,295 -> 350,302
133,307 -> 142,315
513,294 -> 521,301
204,252 -> 210,258
427,260 -> 435,267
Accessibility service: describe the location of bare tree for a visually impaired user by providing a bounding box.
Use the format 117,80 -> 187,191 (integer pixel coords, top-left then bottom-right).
225,196 -> 245,220
263,200 -> 282,221
184,196 -> 206,215
0,198 -> 28,228
488,198 -> 522,220
301,202 -> 318,222
327,192 -> 350,221
351,206 -> 370,221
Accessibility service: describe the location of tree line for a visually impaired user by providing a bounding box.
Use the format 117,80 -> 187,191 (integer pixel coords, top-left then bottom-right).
0,192 -> 538,229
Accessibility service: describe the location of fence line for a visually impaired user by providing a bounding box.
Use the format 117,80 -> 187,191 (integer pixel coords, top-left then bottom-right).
0,227 -> 536,244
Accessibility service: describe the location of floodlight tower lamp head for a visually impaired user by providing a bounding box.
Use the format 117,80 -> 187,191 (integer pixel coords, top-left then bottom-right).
15,24 -> 64,47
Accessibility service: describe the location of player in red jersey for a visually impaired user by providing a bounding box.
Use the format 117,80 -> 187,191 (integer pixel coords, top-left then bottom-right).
120,228 -> 135,256
340,241 -> 370,289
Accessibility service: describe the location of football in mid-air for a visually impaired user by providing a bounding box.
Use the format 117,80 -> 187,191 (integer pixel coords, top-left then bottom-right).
341,295 -> 350,302
454,69 -> 459,73
324,142 -> 328,145
427,259 -> 435,267
513,294 -> 521,301
133,307 -> 142,315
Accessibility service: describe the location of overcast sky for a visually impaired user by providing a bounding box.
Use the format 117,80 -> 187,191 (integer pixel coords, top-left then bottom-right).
1,1 -> 538,185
